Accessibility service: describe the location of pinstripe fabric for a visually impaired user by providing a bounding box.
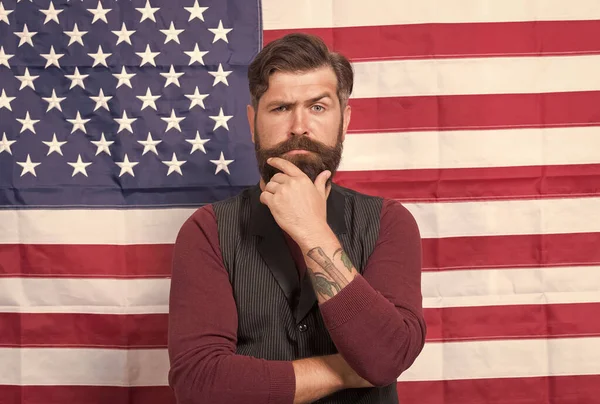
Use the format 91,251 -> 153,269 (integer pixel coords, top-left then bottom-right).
212,182 -> 398,403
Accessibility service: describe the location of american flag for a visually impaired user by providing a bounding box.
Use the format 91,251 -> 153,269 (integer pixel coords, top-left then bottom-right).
1,0 -> 599,403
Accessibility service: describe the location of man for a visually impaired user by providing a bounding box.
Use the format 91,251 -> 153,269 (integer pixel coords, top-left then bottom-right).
167,33 -> 426,404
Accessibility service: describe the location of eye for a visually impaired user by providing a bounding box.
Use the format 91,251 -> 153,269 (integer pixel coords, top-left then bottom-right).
312,105 -> 325,112
272,105 -> 287,112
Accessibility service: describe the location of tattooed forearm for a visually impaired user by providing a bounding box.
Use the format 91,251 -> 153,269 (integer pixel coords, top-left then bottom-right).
307,247 -> 350,289
333,248 -> 354,272
308,271 -> 341,299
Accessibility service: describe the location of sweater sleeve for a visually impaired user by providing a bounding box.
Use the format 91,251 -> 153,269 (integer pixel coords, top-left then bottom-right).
167,205 -> 296,404
318,199 -> 427,387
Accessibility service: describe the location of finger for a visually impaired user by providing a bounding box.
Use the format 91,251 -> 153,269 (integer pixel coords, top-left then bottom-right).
270,172 -> 288,184
314,170 -> 331,197
267,157 -> 304,177
259,191 -> 272,206
264,181 -> 280,194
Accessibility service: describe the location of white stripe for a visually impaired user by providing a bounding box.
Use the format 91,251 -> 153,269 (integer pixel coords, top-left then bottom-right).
2,337 -> 599,385
1,266 -> 598,314
1,197 -> 600,243
399,337 -> 600,382
263,0 -> 600,29
350,55 -> 600,98
422,266 -> 600,309
0,348 -> 168,386
340,127 -> 600,171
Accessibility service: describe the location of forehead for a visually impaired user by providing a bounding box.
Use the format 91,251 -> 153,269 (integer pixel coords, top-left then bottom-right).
261,66 -> 338,103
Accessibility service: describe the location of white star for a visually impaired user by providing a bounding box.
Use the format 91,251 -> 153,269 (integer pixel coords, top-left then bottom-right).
113,66 -> 135,88
91,133 -> 114,156
136,0 -> 159,23
17,155 -> 41,177
15,24 -> 37,47
137,132 -> 161,155
42,133 -> 67,156
0,89 -> 16,111
161,109 -> 185,132
208,20 -> 232,43
65,67 -> 88,89
90,88 -> 112,111
64,23 -> 87,46
162,153 -> 186,176
15,67 -> 39,90
160,21 -> 184,44
184,43 -> 208,65
115,110 -> 137,134
0,133 -> 16,155
160,65 -> 184,87
112,22 -> 135,45
209,107 -> 233,131
67,111 -> 91,134
88,45 -> 111,67
185,86 -> 209,109
186,131 -> 210,154
136,44 -> 160,67
40,2 -> 63,25
67,155 -> 92,177
16,112 -> 40,134
0,3 -> 13,25
184,0 -> 207,22
40,45 -> 64,68
208,63 -> 232,86
136,87 -> 160,111
88,1 -> 111,24
210,151 -> 234,175
42,89 -> 66,112
115,154 -> 139,177
0,46 -> 14,68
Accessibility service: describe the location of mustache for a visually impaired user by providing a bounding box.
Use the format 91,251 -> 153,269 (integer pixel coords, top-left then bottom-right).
260,136 -> 332,156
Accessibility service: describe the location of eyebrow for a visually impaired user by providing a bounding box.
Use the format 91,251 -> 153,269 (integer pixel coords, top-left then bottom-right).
265,92 -> 333,109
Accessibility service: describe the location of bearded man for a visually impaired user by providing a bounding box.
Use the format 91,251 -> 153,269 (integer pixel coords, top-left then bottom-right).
167,33 -> 426,404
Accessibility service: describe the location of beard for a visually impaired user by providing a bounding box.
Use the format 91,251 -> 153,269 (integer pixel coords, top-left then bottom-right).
254,121 -> 344,185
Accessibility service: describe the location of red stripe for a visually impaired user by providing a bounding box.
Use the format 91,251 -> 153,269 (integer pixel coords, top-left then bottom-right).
335,164 -> 600,202
347,92 -> 600,133
264,21 -> 600,61
397,375 -> 600,404
0,385 -> 175,404
0,244 -> 172,278
2,303 -> 598,348
421,233 -> 600,271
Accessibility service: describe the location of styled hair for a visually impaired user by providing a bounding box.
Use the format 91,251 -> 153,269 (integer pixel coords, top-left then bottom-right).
248,33 -> 354,109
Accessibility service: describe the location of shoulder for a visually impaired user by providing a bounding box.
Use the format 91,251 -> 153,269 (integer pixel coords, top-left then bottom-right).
379,198 -> 421,241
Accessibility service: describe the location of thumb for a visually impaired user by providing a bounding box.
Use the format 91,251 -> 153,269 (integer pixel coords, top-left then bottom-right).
315,170 -> 331,196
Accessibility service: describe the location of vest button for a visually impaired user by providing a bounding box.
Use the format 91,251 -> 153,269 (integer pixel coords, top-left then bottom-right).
298,324 -> 308,332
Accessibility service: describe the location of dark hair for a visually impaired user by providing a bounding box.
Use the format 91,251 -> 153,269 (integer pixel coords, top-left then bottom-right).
248,33 -> 354,109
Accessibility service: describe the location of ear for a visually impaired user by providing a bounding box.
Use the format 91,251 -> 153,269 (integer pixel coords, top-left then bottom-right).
341,103 -> 351,142
247,104 -> 256,143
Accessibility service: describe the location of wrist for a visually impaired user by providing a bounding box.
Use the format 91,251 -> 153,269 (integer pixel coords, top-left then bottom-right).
295,223 -> 335,252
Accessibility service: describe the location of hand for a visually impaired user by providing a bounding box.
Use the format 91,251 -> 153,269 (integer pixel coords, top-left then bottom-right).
260,157 -> 332,243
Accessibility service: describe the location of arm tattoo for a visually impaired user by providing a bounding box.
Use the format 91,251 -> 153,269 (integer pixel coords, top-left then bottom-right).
333,248 -> 354,272
309,271 -> 341,299
307,247 -> 350,289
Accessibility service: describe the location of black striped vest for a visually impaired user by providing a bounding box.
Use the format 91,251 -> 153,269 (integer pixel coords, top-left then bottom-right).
212,183 -> 398,403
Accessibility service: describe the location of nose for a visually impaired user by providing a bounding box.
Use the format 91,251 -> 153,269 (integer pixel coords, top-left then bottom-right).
290,108 -> 308,137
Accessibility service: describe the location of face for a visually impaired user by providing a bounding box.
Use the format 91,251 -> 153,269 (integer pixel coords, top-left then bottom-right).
247,66 -> 351,184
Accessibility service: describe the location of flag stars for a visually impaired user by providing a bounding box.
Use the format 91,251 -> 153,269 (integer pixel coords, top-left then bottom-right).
184,43 -> 208,65
88,45 -> 111,67
162,153 -> 186,176
0,89 -> 16,111
17,155 -> 41,177
41,45 -> 64,68
91,133 -> 114,155
17,112 -> 40,134
64,23 -> 88,46
66,67 -> 89,89
160,22 -> 184,44
208,20 -> 232,43
136,88 -> 160,111
16,67 -> 39,90
67,111 -> 90,134
161,109 -> 185,132
0,133 -> 16,155
42,133 -> 67,156
208,63 -> 232,86
209,107 -> 233,131
88,1 -> 111,24
115,111 -> 137,134
42,89 -> 66,112
40,2 -> 63,25
160,65 -> 184,87
68,155 -> 92,177
136,0 -> 159,23
116,154 -> 139,177
0,46 -> 14,68
112,23 -> 135,45
90,89 -> 112,111
187,131 -> 210,154
137,132 -> 161,155
113,66 -> 136,88
210,152 -> 234,175
185,87 -> 209,109
15,24 -> 37,47
0,3 -> 13,25
185,0 -> 207,22
136,44 -> 160,67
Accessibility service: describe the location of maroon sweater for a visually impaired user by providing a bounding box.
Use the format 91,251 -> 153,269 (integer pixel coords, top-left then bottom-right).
168,197 -> 426,404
